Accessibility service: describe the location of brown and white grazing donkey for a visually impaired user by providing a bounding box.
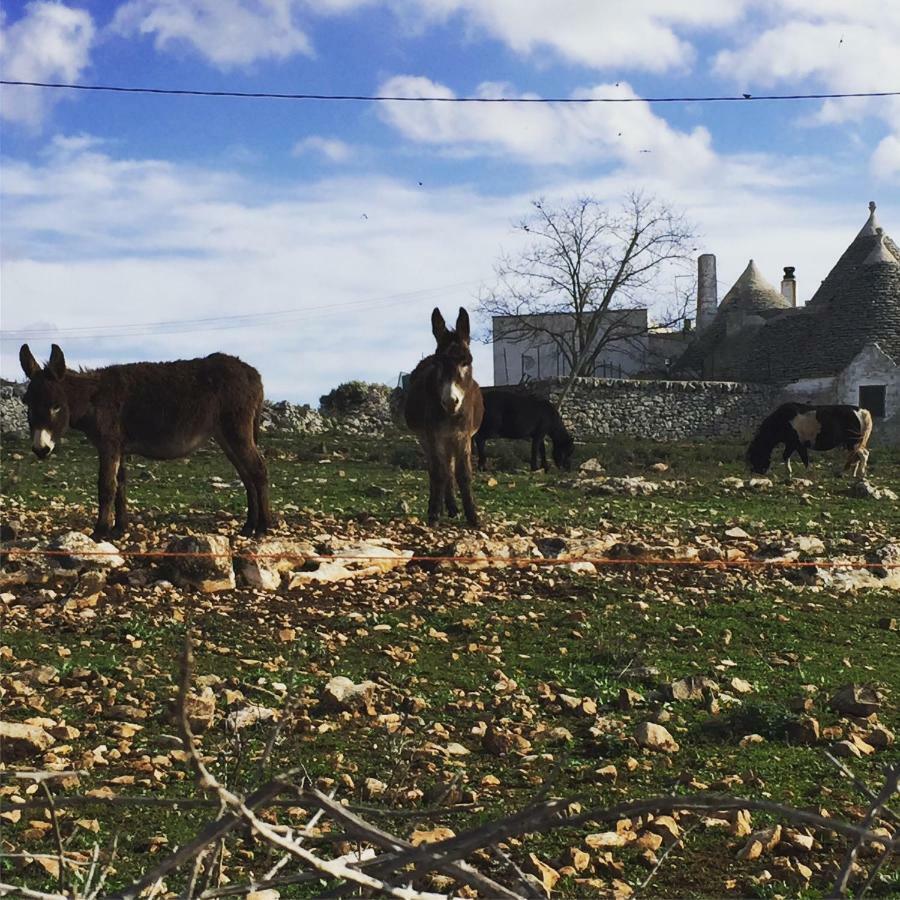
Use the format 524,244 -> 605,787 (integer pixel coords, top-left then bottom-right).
19,344 -> 272,539
746,402 -> 873,479
404,308 -> 484,526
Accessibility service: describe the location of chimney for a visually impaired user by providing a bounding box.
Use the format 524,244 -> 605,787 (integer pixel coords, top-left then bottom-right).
696,253 -> 717,332
780,266 -> 796,307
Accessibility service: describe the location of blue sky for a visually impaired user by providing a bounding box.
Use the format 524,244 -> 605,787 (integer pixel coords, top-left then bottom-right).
2,0 -> 899,402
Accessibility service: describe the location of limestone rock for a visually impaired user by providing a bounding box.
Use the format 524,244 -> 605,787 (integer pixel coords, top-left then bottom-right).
786,716 -> 820,745
165,534 -> 235,592
226,705 -> 276,732
48,531 -> 124,570
322,676 -> 378,712
237,538 -> 316,590
667,675 -> 719,702
634,721 -> 679,753
185,686 -> 216,733
0,720 -> 55,761
829,684 -> 882,717
289,541 -> 411,586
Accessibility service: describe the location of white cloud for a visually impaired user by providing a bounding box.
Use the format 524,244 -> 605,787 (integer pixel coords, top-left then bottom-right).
0,1 -> 95,128
292,135 -> 353,162
375,74 -> 825,195
377,76 -> 717,171
112,0 -> 315,68
2,134 -> 875,402
391,0 -> 748,73
713,3 -> 900,180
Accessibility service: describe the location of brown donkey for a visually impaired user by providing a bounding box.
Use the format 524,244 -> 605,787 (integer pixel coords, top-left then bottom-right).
19,345 -> 272,539
404,308 -> 484,526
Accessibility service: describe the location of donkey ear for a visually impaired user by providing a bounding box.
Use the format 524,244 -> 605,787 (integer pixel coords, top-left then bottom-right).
431,307 -> 447,340
47,344 -> 66,380
455,307 -> 470,342
19,344 -> 41,379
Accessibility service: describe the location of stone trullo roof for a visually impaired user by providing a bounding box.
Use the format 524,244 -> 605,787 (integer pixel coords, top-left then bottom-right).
718,259 -> 791,315
676,201 -> 900,383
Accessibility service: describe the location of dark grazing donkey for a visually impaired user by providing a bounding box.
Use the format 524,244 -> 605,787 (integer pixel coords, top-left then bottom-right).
474,389 -> 575,472
404,308 -> 484,526
19,344 -> 271,539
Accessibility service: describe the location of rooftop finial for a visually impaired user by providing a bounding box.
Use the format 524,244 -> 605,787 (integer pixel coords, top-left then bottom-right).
858,201 -> 880,238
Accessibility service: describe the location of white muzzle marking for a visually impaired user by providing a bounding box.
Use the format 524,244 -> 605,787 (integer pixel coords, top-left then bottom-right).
33,429 -> 55,453
442,380 -> 464,413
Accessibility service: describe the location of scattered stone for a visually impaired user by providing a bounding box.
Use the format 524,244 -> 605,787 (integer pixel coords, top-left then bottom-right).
0,721 -> 55,761
288,541 -> 411,586
865,725 -> 895,749
48,531 -> 124,570
585,832 -> 629,849
849,480 -> 898,501
719,477 -> 744,489
634,721 -> 679,753
578,458 -> 605,475
226,705 -> 276,732
829,684 -> 882,717
748,477 -> 773,490
322,676 -> 378,713
730,677 -> 753,694
831,740 -> 863,759
738,824 -> 781,861
185,687 -> 216,733
165,534 -> 235,592
590,476 -> 661,496
646,816 -> 680,844
786,716 -> 820,745
618,688 -> 643,710
237,538 -> 316,590
667,675 -> 719,702
724,526 -> 750,540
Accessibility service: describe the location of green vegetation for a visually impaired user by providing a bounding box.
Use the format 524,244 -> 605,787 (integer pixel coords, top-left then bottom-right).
1,430 -> 898,897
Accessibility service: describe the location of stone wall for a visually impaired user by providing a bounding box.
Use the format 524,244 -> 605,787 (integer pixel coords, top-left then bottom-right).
530,377 -> 781,441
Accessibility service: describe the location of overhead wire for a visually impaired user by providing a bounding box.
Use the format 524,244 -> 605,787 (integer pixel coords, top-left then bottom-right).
2,79 -> 899,104
1,279 -> 484,343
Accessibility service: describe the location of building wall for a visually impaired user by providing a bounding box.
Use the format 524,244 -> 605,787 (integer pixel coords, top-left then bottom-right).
492,311 -> 649,386
528,377 -> 780,441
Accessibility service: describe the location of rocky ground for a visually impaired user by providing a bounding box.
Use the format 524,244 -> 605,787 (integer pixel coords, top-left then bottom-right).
1,430 -> 898,898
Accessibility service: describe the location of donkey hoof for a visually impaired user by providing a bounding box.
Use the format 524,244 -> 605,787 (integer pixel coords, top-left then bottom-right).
239,523 -> 256,538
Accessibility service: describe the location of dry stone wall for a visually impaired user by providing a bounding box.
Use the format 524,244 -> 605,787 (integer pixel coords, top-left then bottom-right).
531,377 -> 781,441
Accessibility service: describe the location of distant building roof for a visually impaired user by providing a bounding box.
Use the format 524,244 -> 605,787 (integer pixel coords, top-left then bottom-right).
676,201 -> 900,382
718,259 -> 790,315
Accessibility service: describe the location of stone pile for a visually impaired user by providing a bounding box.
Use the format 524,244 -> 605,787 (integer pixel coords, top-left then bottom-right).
261,400 -> 326,434
0,382 -> 28,439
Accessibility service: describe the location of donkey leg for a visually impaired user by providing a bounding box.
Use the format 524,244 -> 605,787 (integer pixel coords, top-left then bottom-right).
474,436 -> 487,471
216,431 -> 260,536
94,450 -> 120,541
455,440 -> 479,527
112,460 -> 129,538
444,448 -> 459,517
422,437 -> 443,526
530,436 -> 541,471
539,434 -> 549,472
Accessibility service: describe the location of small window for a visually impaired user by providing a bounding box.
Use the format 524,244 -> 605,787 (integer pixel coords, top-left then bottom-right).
859,385 -> 886,418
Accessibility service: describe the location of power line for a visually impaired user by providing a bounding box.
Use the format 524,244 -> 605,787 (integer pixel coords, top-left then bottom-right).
1,279 -> 484,343
3,79 -> 900,104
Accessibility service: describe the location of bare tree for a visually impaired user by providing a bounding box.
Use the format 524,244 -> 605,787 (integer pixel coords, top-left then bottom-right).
479,192 -> 695,402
